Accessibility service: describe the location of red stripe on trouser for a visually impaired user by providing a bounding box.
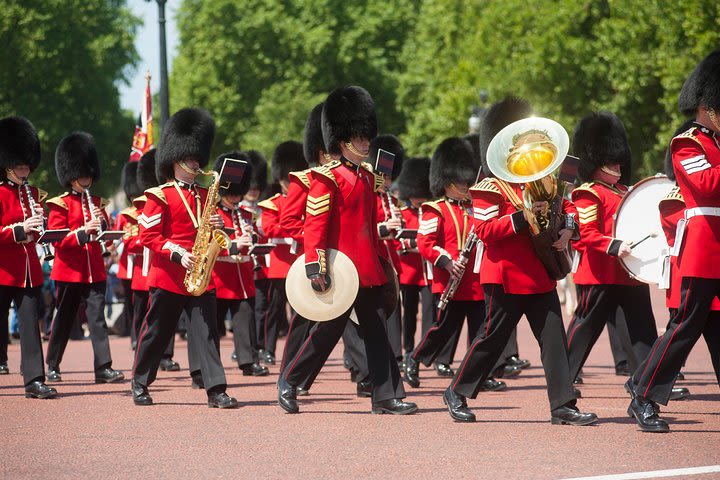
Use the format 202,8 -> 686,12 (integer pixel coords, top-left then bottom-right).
279,313 -> 297,371
567,287 -> 590,346
643,280 -> 692,398
131,294 -> 154,377
411,307 -> 444,360
452,286 -> 494,391
283,325 -> 316,380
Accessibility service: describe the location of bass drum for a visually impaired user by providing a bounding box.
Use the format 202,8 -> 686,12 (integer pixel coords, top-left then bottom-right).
613,175 -> 674,284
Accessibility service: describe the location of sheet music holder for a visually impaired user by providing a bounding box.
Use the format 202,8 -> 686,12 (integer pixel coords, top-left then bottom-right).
375,148 -> 396,177
248,243 -> 275,256
395,228 -> 417,240
96,230 -> 124,241
38,229 -> 69,243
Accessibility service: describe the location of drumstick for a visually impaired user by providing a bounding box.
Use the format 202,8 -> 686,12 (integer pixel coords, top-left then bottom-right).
629,232 -> 657,249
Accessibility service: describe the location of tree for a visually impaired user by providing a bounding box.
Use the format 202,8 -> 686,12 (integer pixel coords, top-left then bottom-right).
0,0 -> 140,197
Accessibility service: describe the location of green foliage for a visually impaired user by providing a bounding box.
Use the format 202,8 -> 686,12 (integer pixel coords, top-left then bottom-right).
0,0 -> 139,197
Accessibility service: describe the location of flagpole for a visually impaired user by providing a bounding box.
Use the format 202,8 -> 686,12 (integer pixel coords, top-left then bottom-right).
146,0 -> 170,126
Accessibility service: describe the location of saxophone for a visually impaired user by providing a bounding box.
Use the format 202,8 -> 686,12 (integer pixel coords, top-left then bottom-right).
184,170 -> 231,296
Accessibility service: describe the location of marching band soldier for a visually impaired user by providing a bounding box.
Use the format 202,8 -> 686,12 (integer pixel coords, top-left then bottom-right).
628,50 -> 720,430
131,107 -> 237,409
211,151 -> 268,376
256,141 -> 307,365
45,132 -> 123,384
565,112 -> 661,393
277,85 -> 416,415
403,137 -> 496,389
0,116 -> 56,398
442,97 -> 597,425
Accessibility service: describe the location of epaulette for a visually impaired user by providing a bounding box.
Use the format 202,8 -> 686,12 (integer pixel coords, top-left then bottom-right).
660,185 -> 684,204
361,161 -> 374,173
421,200 -> 443,215
311,161 -> 340,187
257,194 -> 280,211
36,188 -> 48,203
289,169 -> 311,189
120,206 -> 138,220
145,187 -> 167,205
469,178 -> 503,197
132,195 -> 147,209
671,126 -> 702,148
572,182 -> 601,200
46,196 -> 67,210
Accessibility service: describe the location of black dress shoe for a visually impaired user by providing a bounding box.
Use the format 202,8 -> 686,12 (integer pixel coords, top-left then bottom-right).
480,378 -> 506,391
46,370 -> 61,382
435,363 -> 455,377
277,376 -> 299,413
506,355 -> 531,370
159,358 -> 181,371
260,351 -> 275,365
551,405 -> 598,426
371,398 -> 417,415
0,364 -> 8,375
615,361 -> 630,376
191,374 -> 205,390
574,375 -> 583,384
131,380 -> 153,406
25,381 -> 57,399
231,351 -> 238,362
241,362 -> 269,376
443,387 -> 475,422
356,380 -> 372,397
95,367 -> 125,384
501,364 -> 522,378
676,371 -> 685,381
404,355 -> 420,388
208,392 -> 238,409
627,397 -> 669,432
670,387 -> 690,401
297,387 -> 310,396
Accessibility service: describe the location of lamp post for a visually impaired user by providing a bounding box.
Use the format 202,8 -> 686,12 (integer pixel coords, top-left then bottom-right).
145,0 -> 170,126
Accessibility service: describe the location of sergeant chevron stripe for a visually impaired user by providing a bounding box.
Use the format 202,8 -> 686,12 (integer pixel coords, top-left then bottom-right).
680,154 -> 711,174
473,205 -> 499,221
577,205 -> 598,224
418,217 -> 439,235
138,212 -> 162,228
306,193 -> 330,216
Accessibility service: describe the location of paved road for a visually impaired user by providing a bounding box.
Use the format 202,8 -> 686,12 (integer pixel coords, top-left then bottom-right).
2,289 -> 719,479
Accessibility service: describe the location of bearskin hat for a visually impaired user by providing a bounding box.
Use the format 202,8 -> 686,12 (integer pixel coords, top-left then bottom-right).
397,156 -> 431,200
429,137 -> 476,198
368,134 -> 405,180
156,107 -> 215,182
479,97 -> 533,178
0,116 -> 41,180
321,86 -> 377,156
136,148 -> 161,191
121,162 -> 142,202
664,118 -> 697,182
303,102 -> 325,167
244,149 -> 268,192
463,133 -> 482,172
214,150 -> 253,197
678,50 -> 720,115
55,132 -> 100,188
271,140 -> 307,183
573,111 -> 632,184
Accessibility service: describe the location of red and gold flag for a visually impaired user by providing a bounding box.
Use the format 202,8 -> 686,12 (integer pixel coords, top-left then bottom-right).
129,72 -> 154,162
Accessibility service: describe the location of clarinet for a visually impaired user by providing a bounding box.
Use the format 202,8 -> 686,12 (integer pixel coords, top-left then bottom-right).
234,204 -> 261,271
437,230 -> 478,311
23,182 -> 54,261
83,188 -> 110,257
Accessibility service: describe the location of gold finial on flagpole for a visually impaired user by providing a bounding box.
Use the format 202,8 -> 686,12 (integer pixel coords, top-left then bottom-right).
145,70 -> 151,83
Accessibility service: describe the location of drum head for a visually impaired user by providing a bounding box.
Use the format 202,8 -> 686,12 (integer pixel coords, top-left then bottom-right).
613,176 -> 674,284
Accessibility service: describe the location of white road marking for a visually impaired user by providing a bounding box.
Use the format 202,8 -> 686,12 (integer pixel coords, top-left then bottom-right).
562,465 -> 720,480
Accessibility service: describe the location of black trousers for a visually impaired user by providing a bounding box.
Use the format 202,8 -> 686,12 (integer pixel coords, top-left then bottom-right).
133,288 -> 226,392
567,284 -> 657,380
280,313 -> 313,375
385,300 -> 403,360
451,284 -> 576,411
283,286 -> 404,402
262,278 -> 287,356
340,318 -> 371,383
633,277 -> 720,405
254,278 -> 271,349
116,278 -> 133,337
412,299 -> 484,368
400,285 -> 434,351
133,289 -> 174,358
46,281 -> 112,372
607,306 -> 630,368
217,297 -> 258,367
0,286 -> 45,385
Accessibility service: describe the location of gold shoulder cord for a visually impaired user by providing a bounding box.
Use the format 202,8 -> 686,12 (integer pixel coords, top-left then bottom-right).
173,182 -> 200,229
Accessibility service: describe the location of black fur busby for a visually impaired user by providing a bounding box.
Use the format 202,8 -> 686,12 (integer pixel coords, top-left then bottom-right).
214,150 -> 253,197
271,140 -> 307,183
664,118 -> 697,181
429,137 -> 476,198
678,50 -> 720,115
479,97 -> 533,178
55,131 -> 100,188
121,162 -> 142,202
244,150 -> 268,191
303,102 -> 325,167
573,111 -> 632,184
397,156 -> 431,200
321,86 -> 377,156
0,116 -> 41,180
156,107 -> 215,182
137,148 -> 160,190
368,134 -> 405,180
463,133 -> 482,172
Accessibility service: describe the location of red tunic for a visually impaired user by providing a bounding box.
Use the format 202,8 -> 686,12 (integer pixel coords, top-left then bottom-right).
571,182 -> 640,286
211,204 -> 255,300
280,169 -> 312,257
375,193 -> 402,274
417,198 -> 482,300
138,180 -> 214,295
303,159 -> 387,287
398,205 -> 429,287
129,196 -> 149,292
258,193 -> 296,279
470,177 -> 576,295
671,124 -> 720,279
0,180 -> 45,288
47,190 -> 109,284
115,207 -> 137,280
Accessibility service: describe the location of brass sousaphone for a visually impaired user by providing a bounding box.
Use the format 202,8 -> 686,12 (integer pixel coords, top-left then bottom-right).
486,117 -> 572,279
